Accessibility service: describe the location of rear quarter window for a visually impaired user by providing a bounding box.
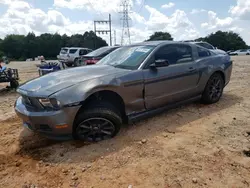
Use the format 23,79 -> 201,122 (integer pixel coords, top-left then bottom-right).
60,48 -> 68,54
69,49 -> 78,54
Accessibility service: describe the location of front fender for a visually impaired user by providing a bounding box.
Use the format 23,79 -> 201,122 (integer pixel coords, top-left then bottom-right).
52,70 -> 145,116
51,77 -> 122,106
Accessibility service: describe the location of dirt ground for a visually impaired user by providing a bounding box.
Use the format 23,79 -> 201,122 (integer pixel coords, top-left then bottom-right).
0,57 -> 250,188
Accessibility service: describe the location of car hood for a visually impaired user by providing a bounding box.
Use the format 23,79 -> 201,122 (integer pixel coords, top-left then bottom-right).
18,65 -> 125,97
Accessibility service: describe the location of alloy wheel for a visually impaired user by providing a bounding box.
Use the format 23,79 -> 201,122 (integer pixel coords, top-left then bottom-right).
76,118 -> 116,141
208,76 -> 223,101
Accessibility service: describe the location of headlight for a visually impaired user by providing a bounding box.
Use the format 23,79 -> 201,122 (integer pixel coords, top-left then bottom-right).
38,98 -> 61,110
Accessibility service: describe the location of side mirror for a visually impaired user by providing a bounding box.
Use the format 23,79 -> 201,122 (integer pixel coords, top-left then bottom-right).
150,59 -> 169,69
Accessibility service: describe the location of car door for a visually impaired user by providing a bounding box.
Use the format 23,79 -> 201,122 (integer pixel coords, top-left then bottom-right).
239,49 -> 247,55
143,44 -> 200,110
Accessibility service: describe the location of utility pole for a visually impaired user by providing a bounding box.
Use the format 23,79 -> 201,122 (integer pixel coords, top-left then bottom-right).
114,30 -> 116,45
93,22 -> 96,49
120,0 -> 131,45
109,14 -> 112,46
94,14 -> 112,47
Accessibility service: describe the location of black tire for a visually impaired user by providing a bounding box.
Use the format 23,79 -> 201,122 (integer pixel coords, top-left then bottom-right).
73,58 -> 78,67
247,53 -> 250,55
66,63 -> 73,67
201,73 -> 224,104
73,103 -> 122,142
10,79 -> 19,89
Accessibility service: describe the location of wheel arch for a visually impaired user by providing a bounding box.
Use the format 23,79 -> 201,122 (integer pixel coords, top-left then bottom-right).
74,90 -> 127,126
212,70 -> 225,85
200,69 -> 226,93
201,70 -> 225,104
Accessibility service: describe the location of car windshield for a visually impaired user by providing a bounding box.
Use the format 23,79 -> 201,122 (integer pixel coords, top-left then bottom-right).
97,45 -> 155,70
87,47 -> 117,56
60,48 -> 68,54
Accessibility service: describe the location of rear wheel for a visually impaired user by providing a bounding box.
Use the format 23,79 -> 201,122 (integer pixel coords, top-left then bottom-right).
247,53 -> 250,55
73,58 -> 78,67
201,73 -> 224,104
65,63 -> 73,67
73,102 -> 122,142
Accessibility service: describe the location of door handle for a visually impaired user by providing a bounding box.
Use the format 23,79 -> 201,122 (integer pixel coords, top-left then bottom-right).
188,67 -> 196,72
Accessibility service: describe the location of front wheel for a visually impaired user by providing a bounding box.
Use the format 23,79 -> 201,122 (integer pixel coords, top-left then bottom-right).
201,73 -> 224,104
73,104 -> 122,142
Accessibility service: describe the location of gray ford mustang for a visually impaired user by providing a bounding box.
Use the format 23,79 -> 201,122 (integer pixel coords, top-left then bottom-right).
15,41 -> 232,141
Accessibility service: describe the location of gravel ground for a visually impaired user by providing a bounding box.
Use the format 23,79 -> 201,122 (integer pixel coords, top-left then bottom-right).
0,57 -> 250,188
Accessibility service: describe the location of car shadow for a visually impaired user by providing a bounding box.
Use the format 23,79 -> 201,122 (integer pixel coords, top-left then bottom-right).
16,93 -> 242,164
0,87 -> 17,95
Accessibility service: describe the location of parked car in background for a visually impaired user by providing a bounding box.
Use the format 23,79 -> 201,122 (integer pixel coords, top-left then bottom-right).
57,47 -> 69,60
58,47 -> 92,67
15,41 -> 232,141
227,50 -> 234,54
2,56 -> 9,64
229,49 -> 250,56
190,41 -> 226,55
80,46 -> 120,65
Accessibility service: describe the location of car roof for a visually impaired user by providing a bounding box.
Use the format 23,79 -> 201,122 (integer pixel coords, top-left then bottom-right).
191,41 -> 207,44
131,40 -> 186,47
99,46 -> 120,49
69,47 -> 91,50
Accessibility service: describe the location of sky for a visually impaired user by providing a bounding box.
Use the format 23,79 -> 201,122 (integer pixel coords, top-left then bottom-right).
0,0 -> 249,45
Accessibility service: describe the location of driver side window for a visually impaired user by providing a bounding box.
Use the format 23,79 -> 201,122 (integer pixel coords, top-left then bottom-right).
154,44 -> 193,65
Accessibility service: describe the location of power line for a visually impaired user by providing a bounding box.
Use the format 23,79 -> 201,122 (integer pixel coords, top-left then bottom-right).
136,0 -> 145,14
120,0 -> 131,45
87,0 -> 104,17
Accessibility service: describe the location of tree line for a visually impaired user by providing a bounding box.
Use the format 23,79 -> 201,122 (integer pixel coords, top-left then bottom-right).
0,31 -> 107,60
0,30 -> 249,60
147,30 -> 249,51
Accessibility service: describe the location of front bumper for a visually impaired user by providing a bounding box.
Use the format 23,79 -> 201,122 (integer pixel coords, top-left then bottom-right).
15,97 -> 80,140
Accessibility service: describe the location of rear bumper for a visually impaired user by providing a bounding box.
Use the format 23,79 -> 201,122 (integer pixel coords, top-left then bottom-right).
58,59 -> 72,64
57,56 -> 73,64
15,97 -> 80,140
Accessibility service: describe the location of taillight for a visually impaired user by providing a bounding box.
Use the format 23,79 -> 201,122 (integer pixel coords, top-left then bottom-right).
84,59 -> 99,65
